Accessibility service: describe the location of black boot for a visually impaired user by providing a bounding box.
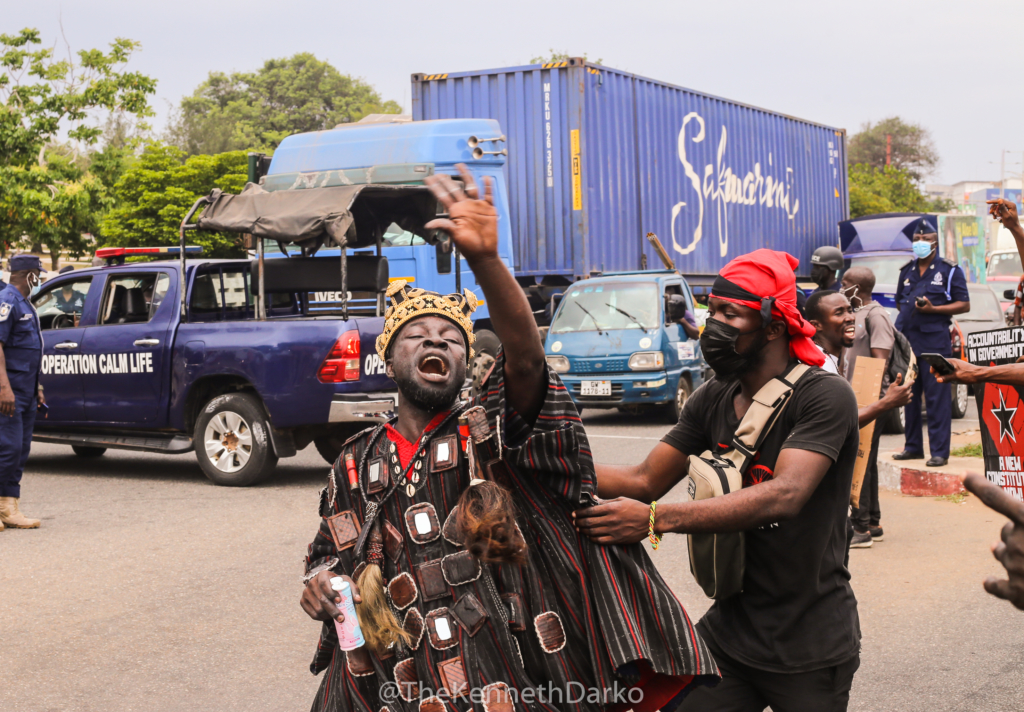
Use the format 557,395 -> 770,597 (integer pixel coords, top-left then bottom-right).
892,450 -> 925,461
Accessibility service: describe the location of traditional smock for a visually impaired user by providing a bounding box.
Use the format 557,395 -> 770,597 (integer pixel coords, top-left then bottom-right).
304,356 -> 718,712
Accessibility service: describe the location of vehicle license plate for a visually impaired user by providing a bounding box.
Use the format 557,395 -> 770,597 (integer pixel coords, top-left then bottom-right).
580,380 -> 612,396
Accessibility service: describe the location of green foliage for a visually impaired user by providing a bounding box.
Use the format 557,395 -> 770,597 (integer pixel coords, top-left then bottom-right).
167,53 -> 401,155
0,28 -> 156,167
849,164 -> 953,218
951,442 -> 983,458
529,50 -> 603,65
99,143 -> 247,258
848,116 -> 939,181
0,28 -> 155,264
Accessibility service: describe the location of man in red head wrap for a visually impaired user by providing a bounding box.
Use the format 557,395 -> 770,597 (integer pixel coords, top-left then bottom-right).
576,249 -> 863,711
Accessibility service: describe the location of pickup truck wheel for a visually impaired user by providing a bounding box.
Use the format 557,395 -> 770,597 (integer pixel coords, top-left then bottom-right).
71,445 -> 106,458
195,393 -> 278,486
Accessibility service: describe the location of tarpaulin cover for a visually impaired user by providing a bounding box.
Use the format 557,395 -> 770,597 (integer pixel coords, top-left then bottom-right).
195,183 -> 437,250
839,213 -> 931,255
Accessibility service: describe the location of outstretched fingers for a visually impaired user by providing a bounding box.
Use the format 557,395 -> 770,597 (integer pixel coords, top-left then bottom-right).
963,472 -> 1024,526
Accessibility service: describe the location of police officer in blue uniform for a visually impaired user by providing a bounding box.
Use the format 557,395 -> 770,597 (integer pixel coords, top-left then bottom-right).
0,255 -> 44,530
893,219 -> 970,467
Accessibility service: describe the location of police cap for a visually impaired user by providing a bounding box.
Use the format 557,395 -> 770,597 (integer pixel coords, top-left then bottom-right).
914,218 -> 937,236
9,254 -> 42,273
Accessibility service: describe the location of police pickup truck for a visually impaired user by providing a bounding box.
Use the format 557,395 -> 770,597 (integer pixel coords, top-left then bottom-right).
32,243 -> 398,487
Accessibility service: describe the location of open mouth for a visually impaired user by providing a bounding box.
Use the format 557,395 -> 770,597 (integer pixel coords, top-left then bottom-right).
843,325 -> 856,338
417,354 -> 450,382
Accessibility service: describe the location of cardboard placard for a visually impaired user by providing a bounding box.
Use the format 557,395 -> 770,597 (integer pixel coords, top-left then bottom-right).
850,356 -> 886,506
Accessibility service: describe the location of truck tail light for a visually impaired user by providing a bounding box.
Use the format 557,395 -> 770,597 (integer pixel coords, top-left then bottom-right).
319,330 -> 361,383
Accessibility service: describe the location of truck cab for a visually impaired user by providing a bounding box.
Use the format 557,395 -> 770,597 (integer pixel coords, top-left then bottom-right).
542,271 -> 705,421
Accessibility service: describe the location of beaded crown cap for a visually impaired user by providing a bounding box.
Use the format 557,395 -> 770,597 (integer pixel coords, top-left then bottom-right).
375,279 -> 477,360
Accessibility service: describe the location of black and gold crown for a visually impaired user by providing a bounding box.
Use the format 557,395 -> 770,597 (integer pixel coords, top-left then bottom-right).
375,280 -> 478,360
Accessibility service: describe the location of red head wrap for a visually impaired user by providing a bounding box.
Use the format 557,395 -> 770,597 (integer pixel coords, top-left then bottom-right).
710,249 -> 825,367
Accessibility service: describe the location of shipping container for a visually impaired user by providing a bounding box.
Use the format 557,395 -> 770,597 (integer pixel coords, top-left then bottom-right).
412,59 -> 849,286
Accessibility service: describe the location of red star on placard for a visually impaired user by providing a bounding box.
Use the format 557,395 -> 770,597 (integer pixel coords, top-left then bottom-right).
983,383 -> 1024,459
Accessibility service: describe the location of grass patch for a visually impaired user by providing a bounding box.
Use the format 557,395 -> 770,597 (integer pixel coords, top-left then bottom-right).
951,443 -> 983,458
935,492 -> 969,504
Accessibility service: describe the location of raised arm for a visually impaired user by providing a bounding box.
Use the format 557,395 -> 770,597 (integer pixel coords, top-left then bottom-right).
425,165 -> 546,424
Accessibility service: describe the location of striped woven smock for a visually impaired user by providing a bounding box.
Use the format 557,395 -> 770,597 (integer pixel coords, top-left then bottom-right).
304,354 -> 718,712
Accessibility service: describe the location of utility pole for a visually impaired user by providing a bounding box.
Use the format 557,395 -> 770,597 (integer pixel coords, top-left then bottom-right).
1000,149 -> 1006,200
886,134 -> 892,166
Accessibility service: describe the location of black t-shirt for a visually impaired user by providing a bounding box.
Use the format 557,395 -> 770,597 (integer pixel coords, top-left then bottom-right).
663,366 -> 861,673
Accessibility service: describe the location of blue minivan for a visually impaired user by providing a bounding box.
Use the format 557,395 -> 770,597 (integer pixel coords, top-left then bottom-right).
543,270 -> 706,421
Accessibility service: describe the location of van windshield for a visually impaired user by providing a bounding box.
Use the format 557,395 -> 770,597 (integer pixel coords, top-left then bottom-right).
551,282 -> 659,333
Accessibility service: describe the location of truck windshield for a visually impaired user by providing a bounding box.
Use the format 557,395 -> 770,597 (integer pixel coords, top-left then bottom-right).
988,252 -> 1022,278
551,283 -> 659,334
847,256 -> 906,286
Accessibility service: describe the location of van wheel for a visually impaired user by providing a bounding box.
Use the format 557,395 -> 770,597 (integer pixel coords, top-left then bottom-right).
952,382 -> 969,419
72,445 -> 106,458
665,376 -> 692,423
194,393 -> 278,486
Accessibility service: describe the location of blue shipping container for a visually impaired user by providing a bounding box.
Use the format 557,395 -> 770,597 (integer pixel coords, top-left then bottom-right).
412,59 -> 849,284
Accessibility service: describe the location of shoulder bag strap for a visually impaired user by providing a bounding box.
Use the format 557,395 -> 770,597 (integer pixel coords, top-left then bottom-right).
722,363 -> 812,471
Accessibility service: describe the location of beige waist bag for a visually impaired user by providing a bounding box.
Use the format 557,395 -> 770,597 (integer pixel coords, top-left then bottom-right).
684,363 -> 811,599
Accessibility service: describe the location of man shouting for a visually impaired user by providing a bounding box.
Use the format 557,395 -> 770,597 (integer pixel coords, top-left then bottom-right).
575,250 -> 863,712
300,166 -> 717,712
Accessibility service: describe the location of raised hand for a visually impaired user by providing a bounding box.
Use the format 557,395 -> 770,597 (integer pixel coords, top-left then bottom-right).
988,198 -> 1021,228
425,164 -> 499,264
962,472 -> 1024,610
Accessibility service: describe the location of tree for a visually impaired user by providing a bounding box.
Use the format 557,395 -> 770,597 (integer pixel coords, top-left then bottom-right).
167,53 -> 401,155
848,163 -> 953,218
528,50 -> 603,65
847,117 -> 939,181
99,142 -> 248,258
0,28 -> 156,262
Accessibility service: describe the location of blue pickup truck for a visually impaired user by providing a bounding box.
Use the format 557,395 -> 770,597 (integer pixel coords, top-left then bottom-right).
31,251 -> 398,486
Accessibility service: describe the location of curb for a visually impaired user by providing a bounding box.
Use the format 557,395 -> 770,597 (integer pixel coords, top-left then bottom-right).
877,454 -> 969,497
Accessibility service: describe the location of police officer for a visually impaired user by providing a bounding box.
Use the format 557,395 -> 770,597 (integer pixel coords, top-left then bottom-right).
810,245 -> 844,292
54,282 -> 85,314
893,218 -> 970,467
0,255 -> 44,530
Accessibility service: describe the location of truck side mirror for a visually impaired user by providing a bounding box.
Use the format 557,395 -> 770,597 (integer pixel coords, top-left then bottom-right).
436,234 -> 452,274
1005,289 -> 1016,301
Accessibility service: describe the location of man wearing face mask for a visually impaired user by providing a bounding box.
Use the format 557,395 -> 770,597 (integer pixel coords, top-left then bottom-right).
892,218 -> 970,468
576,249 -> 863,712
0,255 -> 44,530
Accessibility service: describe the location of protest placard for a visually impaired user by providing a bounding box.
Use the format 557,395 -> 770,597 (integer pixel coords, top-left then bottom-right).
966,326 -> 1024,502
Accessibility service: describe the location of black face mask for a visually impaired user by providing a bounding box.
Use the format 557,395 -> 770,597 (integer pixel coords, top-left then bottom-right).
700,318 -> 768,378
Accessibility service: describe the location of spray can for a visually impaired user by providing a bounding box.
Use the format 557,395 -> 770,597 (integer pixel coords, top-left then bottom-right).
330,576 -> 366,650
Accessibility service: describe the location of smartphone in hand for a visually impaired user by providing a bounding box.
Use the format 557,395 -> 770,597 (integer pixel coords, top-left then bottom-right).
920,353 -> 956,376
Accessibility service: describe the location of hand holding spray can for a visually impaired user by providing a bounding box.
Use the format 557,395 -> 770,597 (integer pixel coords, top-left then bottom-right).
330,576 -> 366,650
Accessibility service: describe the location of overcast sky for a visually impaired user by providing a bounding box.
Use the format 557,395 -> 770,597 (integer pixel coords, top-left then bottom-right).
9,0 -> 1024,184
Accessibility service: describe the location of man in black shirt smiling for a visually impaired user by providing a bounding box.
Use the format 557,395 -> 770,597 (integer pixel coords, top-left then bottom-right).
575,249 -> 862,712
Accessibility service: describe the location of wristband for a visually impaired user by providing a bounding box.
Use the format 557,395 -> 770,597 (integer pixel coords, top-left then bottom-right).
649,501 -> 663,550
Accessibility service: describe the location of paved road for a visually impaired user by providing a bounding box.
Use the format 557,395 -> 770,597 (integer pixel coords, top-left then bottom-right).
3,406 -> 1022,711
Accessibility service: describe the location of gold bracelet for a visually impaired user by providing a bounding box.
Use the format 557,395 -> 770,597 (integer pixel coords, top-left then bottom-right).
649,501 -> 663,550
